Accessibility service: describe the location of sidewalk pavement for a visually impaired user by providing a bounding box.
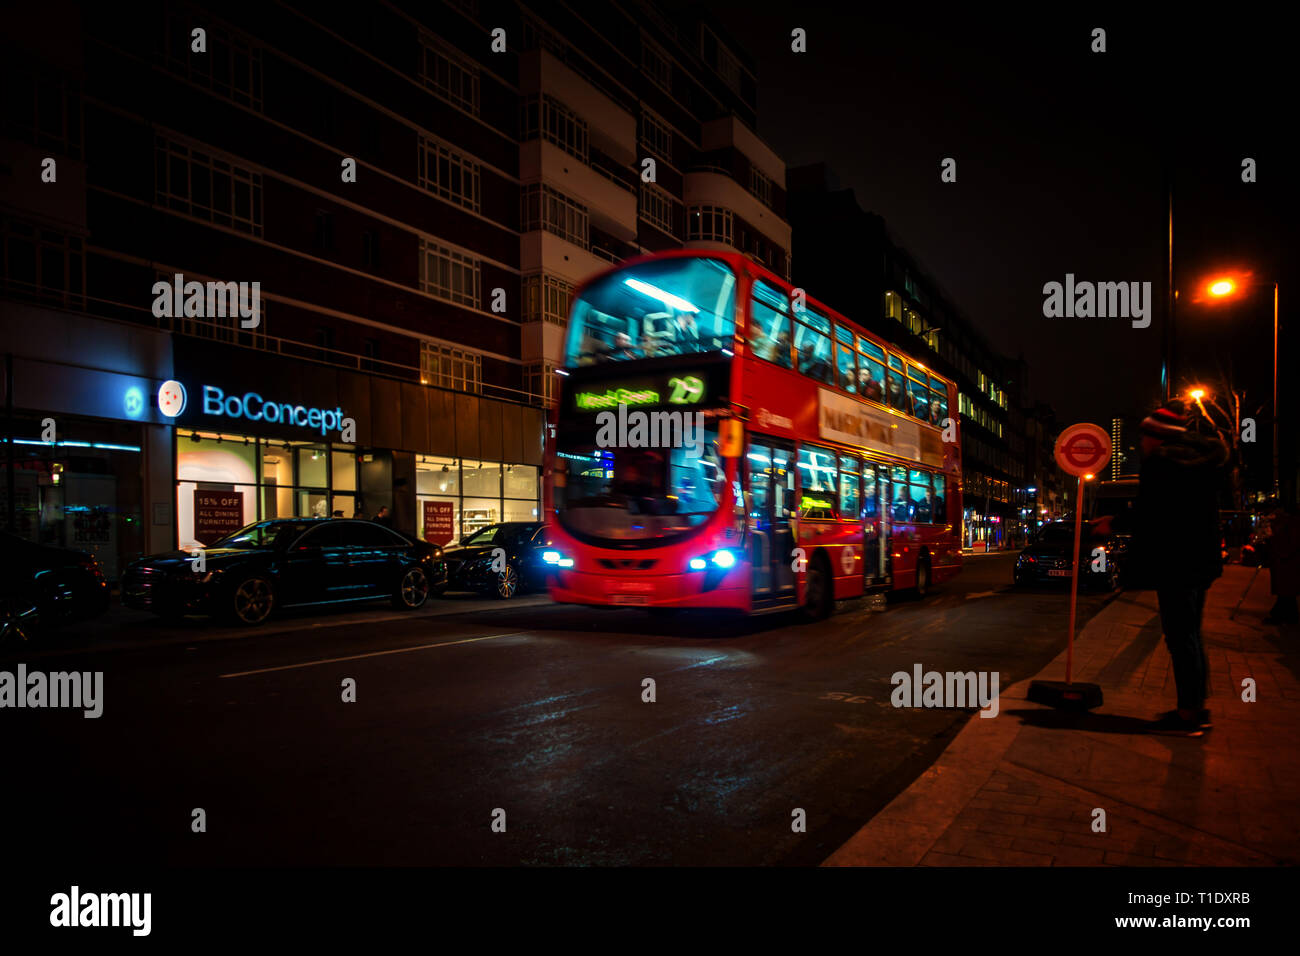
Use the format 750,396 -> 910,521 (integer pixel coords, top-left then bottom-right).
825,564 -> 1300,866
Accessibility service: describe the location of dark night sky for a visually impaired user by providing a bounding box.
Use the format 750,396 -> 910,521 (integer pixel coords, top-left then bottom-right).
705,8 -> 1296,424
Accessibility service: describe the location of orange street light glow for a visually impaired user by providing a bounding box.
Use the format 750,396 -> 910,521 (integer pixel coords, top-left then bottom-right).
1189,388 -> 1206,400
1209,279 -> 1235,297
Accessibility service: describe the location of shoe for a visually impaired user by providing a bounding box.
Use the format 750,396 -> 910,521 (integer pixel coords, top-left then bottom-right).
1197,708 -> 1212,730
1148,711 -> 1205,737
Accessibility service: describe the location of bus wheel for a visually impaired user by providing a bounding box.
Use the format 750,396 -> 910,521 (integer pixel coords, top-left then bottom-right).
801,554 -> 834,622
915,559 -> 931,598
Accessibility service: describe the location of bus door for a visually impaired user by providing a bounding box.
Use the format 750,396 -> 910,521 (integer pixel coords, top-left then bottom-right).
746,436 -> 796,596
863,463 -> 891,585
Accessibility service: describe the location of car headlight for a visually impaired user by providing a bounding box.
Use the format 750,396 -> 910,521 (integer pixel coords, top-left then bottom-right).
542,550 -> 573,568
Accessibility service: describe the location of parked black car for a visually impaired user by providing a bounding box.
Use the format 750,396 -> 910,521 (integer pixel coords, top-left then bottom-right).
442,522 -> 552,599
0,531 -> 111,636
1013,522 -> 1124,591
121,519 -> 447,626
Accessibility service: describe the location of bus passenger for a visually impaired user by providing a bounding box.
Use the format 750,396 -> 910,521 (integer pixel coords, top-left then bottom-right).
860,371 -> 884,403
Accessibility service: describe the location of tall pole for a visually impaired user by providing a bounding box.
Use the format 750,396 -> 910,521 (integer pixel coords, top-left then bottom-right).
1164,174 -> 1174,401
1066,473 -> 1086,685
1274,282 -> 1280,500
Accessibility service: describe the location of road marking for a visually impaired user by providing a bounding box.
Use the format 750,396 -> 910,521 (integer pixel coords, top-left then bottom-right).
218,631 -> 526,678
965,590 -> 997,599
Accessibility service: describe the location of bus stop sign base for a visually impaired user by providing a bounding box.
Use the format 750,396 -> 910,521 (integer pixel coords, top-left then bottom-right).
1027,680 -> 1103,711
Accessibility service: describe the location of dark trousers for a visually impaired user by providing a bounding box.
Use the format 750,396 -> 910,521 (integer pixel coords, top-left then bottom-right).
1271,595 -> 1299,624
1156,586 -> 1209,711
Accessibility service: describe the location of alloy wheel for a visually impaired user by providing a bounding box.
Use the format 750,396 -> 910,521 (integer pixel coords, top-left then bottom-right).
495,564 -> 519,599
400,568 -> 430,608
233,578 -> 273,625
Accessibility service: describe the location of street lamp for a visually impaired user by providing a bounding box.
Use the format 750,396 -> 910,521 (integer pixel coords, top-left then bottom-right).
1199,273 -> 1281,499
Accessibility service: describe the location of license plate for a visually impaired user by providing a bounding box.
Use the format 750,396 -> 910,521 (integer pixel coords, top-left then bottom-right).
1047,569 -> 1071,577
610,594 -> 650,606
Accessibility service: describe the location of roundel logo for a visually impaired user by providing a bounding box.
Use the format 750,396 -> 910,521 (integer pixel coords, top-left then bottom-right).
158,380 -> 187,417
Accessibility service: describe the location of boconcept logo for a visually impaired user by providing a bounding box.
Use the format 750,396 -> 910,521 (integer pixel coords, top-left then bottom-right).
202,386 -> 350,437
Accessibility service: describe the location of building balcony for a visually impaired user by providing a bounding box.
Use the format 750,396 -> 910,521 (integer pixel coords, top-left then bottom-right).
683,170 -> 791,250
519,230 -> 616,287
518,49 -> 636,165
520,317 -> 567,366
519,140 -> 636,242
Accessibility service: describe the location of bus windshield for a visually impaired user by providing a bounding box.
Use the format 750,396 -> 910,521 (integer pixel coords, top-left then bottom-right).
564,257 -> 737,366
556,428 -> 726,543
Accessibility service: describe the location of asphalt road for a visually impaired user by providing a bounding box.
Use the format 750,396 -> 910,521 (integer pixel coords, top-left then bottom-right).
5,554 -> 1120,866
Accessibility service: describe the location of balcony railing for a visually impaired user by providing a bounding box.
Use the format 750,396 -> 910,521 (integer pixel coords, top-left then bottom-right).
0,280 -> 538,406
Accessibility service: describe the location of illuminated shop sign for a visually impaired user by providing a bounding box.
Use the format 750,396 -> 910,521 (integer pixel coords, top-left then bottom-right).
572,375 -> 706,411
199,385 -> 348,437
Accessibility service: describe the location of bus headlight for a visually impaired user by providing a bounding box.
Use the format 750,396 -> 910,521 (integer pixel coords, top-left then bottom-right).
689,549 -> 736,571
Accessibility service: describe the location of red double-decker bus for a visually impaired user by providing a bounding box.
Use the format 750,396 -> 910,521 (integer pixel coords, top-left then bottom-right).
542,250 -> 961,618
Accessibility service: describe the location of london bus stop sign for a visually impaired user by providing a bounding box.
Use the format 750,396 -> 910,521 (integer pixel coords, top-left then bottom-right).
1053,423 -> 1112,478
1028,423 -> 1112,711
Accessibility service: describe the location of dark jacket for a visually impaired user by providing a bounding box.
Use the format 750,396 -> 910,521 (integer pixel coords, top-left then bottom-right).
1135,431 -> 1228,589
1266,512 -> 1300,597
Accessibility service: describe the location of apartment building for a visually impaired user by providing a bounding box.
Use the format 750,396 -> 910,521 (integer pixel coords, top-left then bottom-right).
0,0 -> 790,572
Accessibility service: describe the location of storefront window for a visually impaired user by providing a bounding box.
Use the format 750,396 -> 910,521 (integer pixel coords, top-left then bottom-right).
415,455 -> 538,540
3,416 -> 146,580
504,463 -> 539,522
177,430 -> 259,548
177,430 -> 364,546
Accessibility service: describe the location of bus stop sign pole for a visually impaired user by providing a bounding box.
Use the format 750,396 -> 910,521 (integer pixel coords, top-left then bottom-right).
1028,423 -> 1111,711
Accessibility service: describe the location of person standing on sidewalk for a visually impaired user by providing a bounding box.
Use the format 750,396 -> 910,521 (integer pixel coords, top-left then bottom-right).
1134,399 -> 1228,736
1262,502 -> 1300,625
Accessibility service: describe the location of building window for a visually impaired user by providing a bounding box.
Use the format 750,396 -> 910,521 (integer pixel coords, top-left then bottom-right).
155,135 -> 264,236
521,184 -> 588,248
686,205 -> 733,244
639,183 -> 677,237
419,33 -> 479,114
1,219 -> 84,309
1,66 -> 83,159
418,239 -> 481,307
418,136 -> 482,211
521,274 -> 573,326
524,361 -> 558,407
420,342 -> 482,393
641,109 -> 672,164
748,165 -> 773,207
151,269 -> 267,349
642,36 -> 671,92
164,13 -> 263,111
713,40 -> 743,94
520,95 -> 588,162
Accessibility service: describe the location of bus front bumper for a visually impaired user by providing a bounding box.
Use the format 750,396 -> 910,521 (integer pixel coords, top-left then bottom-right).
549,568 -> 749,610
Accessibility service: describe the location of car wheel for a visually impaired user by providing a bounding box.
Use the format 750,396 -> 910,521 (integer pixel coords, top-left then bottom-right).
493,564 -> 520,600
800,553 -> 834,622
227,576 -> 274,626
393,567 -> 430,610
915,559 -> 931,598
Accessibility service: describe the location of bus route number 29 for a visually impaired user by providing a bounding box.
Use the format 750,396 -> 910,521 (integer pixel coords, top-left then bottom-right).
667,375 -> 704,405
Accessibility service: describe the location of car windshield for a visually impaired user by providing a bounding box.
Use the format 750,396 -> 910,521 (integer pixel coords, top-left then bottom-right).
1034,525 -> 1077,546
564,257 -> 737,366
211,521 -> 315,550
